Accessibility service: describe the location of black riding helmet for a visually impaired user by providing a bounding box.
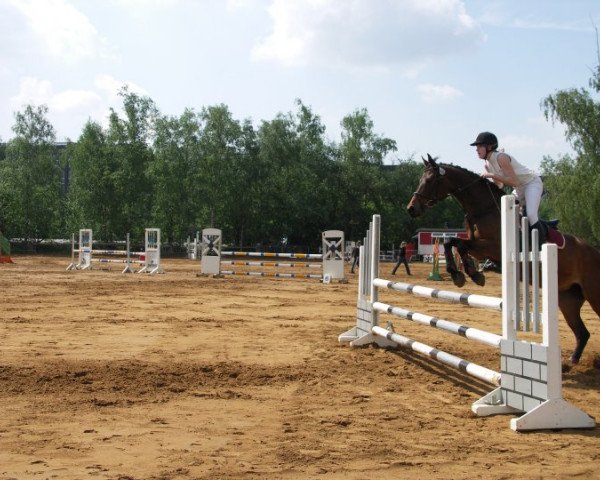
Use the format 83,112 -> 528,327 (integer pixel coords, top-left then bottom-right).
470,131 -> 498,150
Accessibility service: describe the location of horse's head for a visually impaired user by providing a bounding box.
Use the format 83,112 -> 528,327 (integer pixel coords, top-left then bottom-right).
407,154 -> 454,218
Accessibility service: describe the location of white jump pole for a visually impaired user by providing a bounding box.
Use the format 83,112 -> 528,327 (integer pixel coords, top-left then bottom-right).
122,233 -> 134,274
372,325 -> 501,385
66,233 -> 77,270
372,278 -> 502,311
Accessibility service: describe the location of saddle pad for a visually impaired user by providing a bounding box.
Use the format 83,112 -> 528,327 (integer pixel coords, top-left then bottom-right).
547,228 -> 566,249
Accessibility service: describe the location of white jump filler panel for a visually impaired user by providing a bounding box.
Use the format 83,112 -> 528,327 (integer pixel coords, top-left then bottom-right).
200,228 -> 222,275
322,230 -> 345,280
138,228 -> 164,274
66,229 -> 93,271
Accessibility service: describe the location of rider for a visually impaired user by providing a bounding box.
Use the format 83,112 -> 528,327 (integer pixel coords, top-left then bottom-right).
470,131 -> 546,243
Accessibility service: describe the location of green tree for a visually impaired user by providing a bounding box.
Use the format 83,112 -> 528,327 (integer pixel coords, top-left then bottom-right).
292,101 -> 338,246
335,108 -> 397,240
540,155 -> 596,241
195,104 -> 246,241
541,51 -> 600,243
224,118 -> 260,247
251,100 -> 337,247
105,88 -> 158,240
0,139 -> 6,231
2,97 -> 473,250
150,109 -> 202,243
0,105 -> 63,242
66,120 -> 118,238
253,112 -> 300,245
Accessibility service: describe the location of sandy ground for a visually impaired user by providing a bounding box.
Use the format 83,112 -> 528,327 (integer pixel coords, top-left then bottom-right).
0,255 -> 599,480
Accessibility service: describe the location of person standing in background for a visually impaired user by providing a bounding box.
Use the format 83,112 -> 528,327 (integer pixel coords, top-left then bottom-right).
350,241 -> 360,274
392,241 -> 411,275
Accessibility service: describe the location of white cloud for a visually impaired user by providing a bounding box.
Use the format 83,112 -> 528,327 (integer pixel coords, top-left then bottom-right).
95,74 -> 149,103
91,74 -> 150,132
502,130 -> 568,152
478,8 -> 594,33
501,134 -> 539,150
5,0 -> 108,62
252,0 -> 484,73
51,90 -> 103,113
417,83 -> 463,103
108,0 -> 181,19
8,75 -> 151,139
510,18 -> 592,32
10,77 -> 53,109
226,0 -> 258,11
110,0 -> 180,8
10,77 -> 102,112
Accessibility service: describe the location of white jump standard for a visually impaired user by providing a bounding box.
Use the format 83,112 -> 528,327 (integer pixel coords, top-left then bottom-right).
339,196 -> 594,431
137,228 -> 164,274
200,229 -> 345,282
66,228 -> 164,274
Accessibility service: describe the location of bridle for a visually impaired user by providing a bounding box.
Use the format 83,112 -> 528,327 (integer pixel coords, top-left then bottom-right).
411,189 -> 447,207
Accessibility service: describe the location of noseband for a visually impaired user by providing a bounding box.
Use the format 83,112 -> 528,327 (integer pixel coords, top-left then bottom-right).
412,190 -> 445,207
411,171 -> 446,206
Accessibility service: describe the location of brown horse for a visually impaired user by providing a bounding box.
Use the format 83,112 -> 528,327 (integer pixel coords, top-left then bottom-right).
407,155 -> 600,365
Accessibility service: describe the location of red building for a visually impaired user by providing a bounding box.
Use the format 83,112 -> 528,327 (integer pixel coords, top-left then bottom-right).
413,228 -> 469,258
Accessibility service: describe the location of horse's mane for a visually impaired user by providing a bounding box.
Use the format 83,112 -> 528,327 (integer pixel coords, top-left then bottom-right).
438,162 -> 505,198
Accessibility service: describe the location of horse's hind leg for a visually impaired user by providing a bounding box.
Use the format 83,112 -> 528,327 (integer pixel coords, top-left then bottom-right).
559,285 -> 590,365
573,276 -> 600,362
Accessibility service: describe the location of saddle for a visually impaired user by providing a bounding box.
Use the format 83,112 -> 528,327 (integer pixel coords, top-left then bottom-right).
519,202 -> 564,247
540,219 -> 566,249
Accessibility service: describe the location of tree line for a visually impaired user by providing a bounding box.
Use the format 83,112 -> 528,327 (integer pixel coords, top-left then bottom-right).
0,92 -> 465,251
1,58 -> 600,253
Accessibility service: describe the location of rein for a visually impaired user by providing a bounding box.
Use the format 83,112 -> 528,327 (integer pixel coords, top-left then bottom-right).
455,176 -> 502,212
453,177 -> 481,195
483,180 -> 502,213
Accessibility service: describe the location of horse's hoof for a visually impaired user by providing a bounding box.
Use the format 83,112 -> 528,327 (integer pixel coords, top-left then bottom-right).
561,361 -> 572,373
451,271 -> 466,288
570,354 -> 580,365
470,272 -> 486,287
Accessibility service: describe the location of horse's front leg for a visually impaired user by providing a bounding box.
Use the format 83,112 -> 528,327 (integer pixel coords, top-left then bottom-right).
455,240 -> 486,287
443,239 -> 465,287
445,239 -> 486,287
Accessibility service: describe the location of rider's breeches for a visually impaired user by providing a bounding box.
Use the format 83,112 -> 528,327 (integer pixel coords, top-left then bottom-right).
513,176 -> 543,225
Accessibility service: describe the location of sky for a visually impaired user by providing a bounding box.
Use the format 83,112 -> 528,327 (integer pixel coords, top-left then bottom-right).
1,0 -> 599,173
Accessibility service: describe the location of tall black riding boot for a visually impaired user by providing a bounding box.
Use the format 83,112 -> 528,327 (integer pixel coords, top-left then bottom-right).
530,221 -> 547,246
